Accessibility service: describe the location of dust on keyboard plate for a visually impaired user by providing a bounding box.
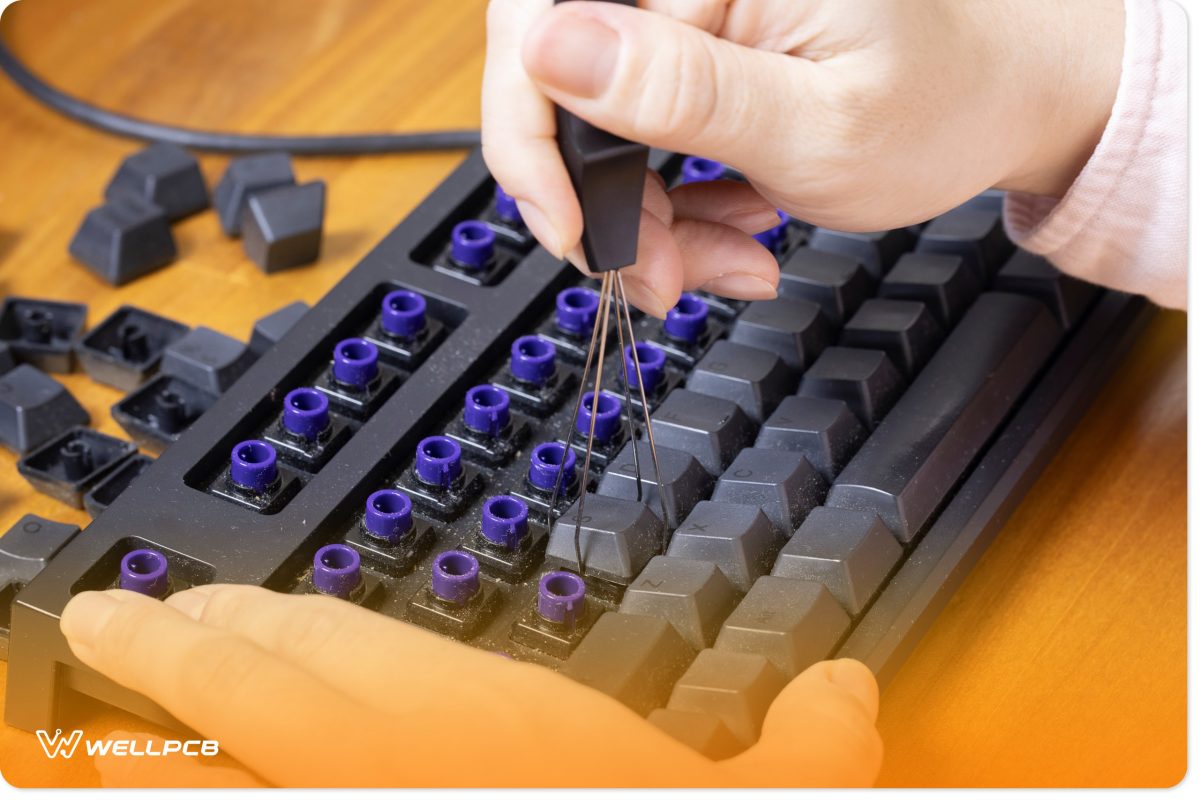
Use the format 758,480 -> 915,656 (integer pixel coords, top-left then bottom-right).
3,151 -> 1151,760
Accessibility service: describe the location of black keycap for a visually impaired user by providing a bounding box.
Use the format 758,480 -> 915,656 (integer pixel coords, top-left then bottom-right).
0,343 -> 13,375
840,298 -> 944,377
666,501 -> 784,592
650,389 -> 755,475
728,297 -> 833,370
754,396 -> 866,482
685,340 -> 796,423
68,195 -> 178,286
994,250 -> 1099,329
83,453 -> 154,518
619,556 -> 739,649
960,189 -> 1005,215
597,441 -> 713,528
798,347 -> 904,429
249,301 -> 310,356
807,227 -> 913,278
828,292 -> 1061,541
715,575 -> 850,678
667,649 -> 787,746
161,326 -> 256,394
0,365 -> 89,454
916,207 -> 1014,279
0,514 -> 81,588
545,494 -> 665,585
711,448 -> 828,535
772,507 -> 902,615
75,305 -> 190,392
111,374 -> 218,454
17,427 -> 137,509
880,252 -> 982,328
242,181 -> 326,272
563,612 -> 696,715
0,297 -> 87,374
777,248 -> 875,323
105,143 -> 209,221
647,708 -> 742,759
214,152 -> 296,236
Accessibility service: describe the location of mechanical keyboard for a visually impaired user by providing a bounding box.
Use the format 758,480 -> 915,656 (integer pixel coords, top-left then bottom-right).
3,149 -> 1152,759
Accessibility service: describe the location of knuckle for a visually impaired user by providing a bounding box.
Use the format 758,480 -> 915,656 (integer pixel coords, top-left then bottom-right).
628,37 -> 720,142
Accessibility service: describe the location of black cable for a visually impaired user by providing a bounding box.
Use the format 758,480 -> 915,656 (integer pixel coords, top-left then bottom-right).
0,37 -> 481,155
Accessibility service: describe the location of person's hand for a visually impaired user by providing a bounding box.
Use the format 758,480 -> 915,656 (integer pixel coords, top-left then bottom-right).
60,585 -> 883,787
481,0 -> 1124,314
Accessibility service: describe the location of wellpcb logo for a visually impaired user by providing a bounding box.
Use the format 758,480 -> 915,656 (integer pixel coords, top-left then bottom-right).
36,729 -> 219,759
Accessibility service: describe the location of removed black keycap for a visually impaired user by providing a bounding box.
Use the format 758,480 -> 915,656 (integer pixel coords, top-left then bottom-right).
17,427 -> 136,509
83,453 -> 155,518
249,301 -> 310,356
0,365 -> 89,454
104,143 -> 209,221
242,181 -> 326,272
69,194 -> 177,286
75,305 -> 189,391
0,297 -> 87,374
111,374 -> 218,454
160,326 -> 256,394
213,152 -> 296,236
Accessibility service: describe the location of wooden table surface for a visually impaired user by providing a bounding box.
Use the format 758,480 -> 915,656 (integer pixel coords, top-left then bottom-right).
0,0 -> 1186,788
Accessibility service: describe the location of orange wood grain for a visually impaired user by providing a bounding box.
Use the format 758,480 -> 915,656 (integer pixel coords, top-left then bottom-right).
0,0 -> 1186,787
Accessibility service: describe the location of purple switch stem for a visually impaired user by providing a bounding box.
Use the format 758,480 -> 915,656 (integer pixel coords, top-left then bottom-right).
494,185 -> 522,225
538,571 -> 587,628
119,549 -> 170,597
753,210 -> 790,251
230,439 -> 278,492
464,385 -> 511,437
664,293 -> 708,344
364,489 -> 413,543
480,495 -> 530,550
283,387 -> 330,440
510,335 -> 556,385
450,220 -> 496,270
528,441 -> 576,493
332,338 -> 379,389
381,290 -> 427,338
555,287 -> 600,335
415,435 -> 462,489
312,544 -> 362,599
680,156 -> 725,184
431,550 -> 480,605
576,391 -> 621,443
625,341 -> 666,392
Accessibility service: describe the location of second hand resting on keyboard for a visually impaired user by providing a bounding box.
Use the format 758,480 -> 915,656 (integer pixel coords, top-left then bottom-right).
58,584 -> 881,786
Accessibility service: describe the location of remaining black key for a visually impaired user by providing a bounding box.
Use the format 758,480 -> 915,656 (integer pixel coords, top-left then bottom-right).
807,228 -> 913,278
667,649 -> 787,746
754,396 -> 866,482
798,347 -> 904,429
880,252 -> 981,328
597,441 -> 713,528
686,340 -> 796,423
828,292 -> 1061,541
544,494 -> 665,585
961,189 -> 1005,215
772,507 -> 902,615
711,448 -> 828,535
715,575 -> 850,678
994,250 -> 1099,329
249,301 -> 310,356
727,297 -> 833,370
0,365 -> 89,454
0,343 -> 14,375
777,248 -> 875,323
650,389 -> 755,475
563,612 -> 696,715
916,207 -> 1014,279
161,326 -> 256,394
619,556 -> 739,649
666,501 -> 784,592
840,298 -> 944,377
648,708 -> 742,759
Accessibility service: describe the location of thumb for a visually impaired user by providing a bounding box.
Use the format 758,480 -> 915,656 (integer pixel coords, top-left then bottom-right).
521,1 -> 806,176
721,659 -> 884,787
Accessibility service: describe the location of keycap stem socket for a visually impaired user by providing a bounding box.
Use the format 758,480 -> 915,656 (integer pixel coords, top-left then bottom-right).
380,290 -> 427,338
431,550 -> 480,605
312,543 -> 362,599
480,495 -> 530,551
494,185 -> 522,225
664,293 -> 708,344
415,435 -> 463,489
463,385 -> 511,438
510,335 -> 557,385
555,288 -> 600,336
680,157 -> 725,184
450,221 -> 496,270
625,342 -> 666,392
119,548 -> 170,597
528,442 -> 576,493
230,439 -> 278,492
282,387 -> 330,441
331,338 -> 379,389
537,570 -> 586,628
363,489 -> 414,543
576,391 -> 621,443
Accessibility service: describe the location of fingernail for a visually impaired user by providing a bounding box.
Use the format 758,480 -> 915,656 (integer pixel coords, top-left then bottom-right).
829,658 -> 879,720
61,591 -> 125,648
530,12 -> 620,98
620,276 -> 671,319
698,273 -> 778,300
516,200 -> 564,258
724,207 -> 787,234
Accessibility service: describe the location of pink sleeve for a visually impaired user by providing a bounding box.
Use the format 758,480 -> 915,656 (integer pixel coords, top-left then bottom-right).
1003,0 -> 1186,309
